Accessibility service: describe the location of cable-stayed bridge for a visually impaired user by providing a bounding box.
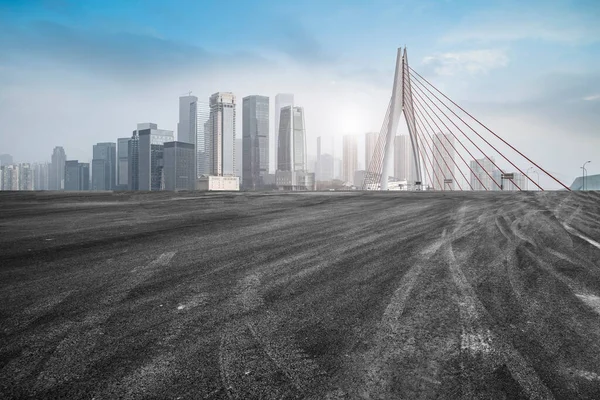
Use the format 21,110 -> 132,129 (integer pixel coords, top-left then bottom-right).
362,48 -> 571,192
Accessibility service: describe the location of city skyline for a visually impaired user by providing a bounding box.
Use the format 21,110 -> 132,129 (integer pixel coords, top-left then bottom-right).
1,1 -> 599,188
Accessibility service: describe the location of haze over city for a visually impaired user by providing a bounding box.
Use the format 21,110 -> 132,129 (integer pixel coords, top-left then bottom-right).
1,0 -> 599,188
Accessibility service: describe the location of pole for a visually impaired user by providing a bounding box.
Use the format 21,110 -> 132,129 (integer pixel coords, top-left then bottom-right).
582,161 -> 591,191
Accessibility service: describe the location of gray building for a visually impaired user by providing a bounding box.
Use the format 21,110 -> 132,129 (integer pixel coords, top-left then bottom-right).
163,141 -> 196,191
197,101 -> 210,177
318,153 -> 334,181
64,160 -> 89,191
277,106 -> 306,172
49,146 -> 66,190
342,135 -> 357,185
273,93 -> 294,173
117,138 -> 129,190
33,162 -> 49,190
208,92 -> 236,176
92,142 -> 116,190
242,95 -> 269,190
128,132 -> 139,191
18,163 -> 33,190
137,123 -> 174,191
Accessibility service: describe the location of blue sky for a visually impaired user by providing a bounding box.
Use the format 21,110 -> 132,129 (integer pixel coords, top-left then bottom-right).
1,0 -> 599,187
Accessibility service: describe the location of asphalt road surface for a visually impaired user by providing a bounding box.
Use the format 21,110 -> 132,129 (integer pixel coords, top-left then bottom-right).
1,190 -> 600,399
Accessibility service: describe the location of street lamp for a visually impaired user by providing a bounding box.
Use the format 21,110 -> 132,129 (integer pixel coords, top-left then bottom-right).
526,167 -> 535,191
582,161 -> 591,191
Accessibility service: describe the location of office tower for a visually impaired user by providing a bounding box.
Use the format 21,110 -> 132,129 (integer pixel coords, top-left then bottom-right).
135,123 -> 174,191
432,133 -> 456,190
0,154 -> 13,166
178,95 -> 199,178
197,101 -> 210,177
117,138 -> 129,189
18,163 -> 33,190
470,156 -> 499,191
33,162 -> 49,190
318,154 -> 334,181
0,164 -> 19,190
342,135 -> 358,184
242,95 -> 269,190
49,146 -> 66,190
208,92 -> 236,176
64,161 -> 89,191
394,134 -> 416,183
92,142 -> 116,190
365,132 -> 379,170
128,132 -> 140,191
277,106 -> 307,172
163,141 -> 196,191
273,93 -> 294,173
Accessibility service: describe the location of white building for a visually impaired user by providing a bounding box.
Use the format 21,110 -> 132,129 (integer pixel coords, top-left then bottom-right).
469,156 -> 500,191
432,133 -> 455,190
394,134 -> 417,184
274,93 -> 294,173
342,134 -> 357,185
197,175 -> 239,191
208,92 -> 236,177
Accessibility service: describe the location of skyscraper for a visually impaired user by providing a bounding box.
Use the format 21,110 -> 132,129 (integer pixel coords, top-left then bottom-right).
197,101 -> 210,177
208,92 -> 236,176
163,141 -> 196,191
470,156 -> 499,191
277,106 -> 306,172
117,138 -> 129,189
128,132 -> 139,191
319,153 -> 334,181
235,138 -> 242,180
33,162 -> 49,190
92,142 -> 116,190
49,146 -> 66,190
18,163 -> 33,190
274,93 -> 294,173
242,95 -> 269,190
178,95 -> 198,178
342,135 -> 358,184
365,132 -> 379,171
394,135 -> 415,183
64,161 -> 89,191
432,133 -> 456,190
137,123 -> 174,191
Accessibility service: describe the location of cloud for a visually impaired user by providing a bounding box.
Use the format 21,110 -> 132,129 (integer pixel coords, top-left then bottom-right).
442,7 -> 600,45
421,49 -> 509,76
583,94 -> 600,101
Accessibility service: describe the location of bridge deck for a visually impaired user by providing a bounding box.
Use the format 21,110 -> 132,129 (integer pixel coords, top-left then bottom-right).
1,191 -> 600,399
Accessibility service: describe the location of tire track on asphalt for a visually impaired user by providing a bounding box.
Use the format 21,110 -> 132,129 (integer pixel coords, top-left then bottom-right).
447,203 -> 554,400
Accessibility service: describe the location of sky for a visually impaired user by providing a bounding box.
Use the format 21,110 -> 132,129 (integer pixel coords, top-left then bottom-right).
1,0 -> 599,188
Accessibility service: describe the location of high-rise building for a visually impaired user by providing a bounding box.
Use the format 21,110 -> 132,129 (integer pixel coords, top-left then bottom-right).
33,162 -> 49,190
235,138 -> 242,179
197,101 -> 210,177
64,161 -> 89,191
318,153 -> 334,181
137,123 -> 174,191
242,95 -> 269,190
18,163 -> 33,190
394,135 -> 416,183
0,154 -> 13,166
0,164 -> 19,190
163,141 -> 196,191
365,132 -> 379,171
178,95 -> 199,178
117,138 -> 129,189
49,146 -> 66,190
469,156 -> 499,191
128,132 -> 139,191
208,92 -> 236,176
273,93 -> 294,173
342,135 -> 358,184
277,106 -> 306,172
432,133 -> 455,190
92,142 -> 116,190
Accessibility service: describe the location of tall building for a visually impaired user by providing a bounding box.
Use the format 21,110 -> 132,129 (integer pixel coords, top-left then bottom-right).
197,101 -> 210,177
394,135 -> 416,183
273,93 -> 294,173
342,135 -> 358,184
235,138 -> 242,179
208,92 -> 236,176
163,141 -> 196,191
178,95 -> 198,177
136,123 -> 174,191
242,95 -> 269,190
432,133 -> 456,190
49,146 -> 66,190
64,161 -> 89,191
0,154 -> 13,166
277,106 -> 307,172
33,162 -> 49,190
117,138 -> 129,189
128,132 -> 140,191
319,153 -> 334,181
365,132 -> 379,171
0,164 -> 19,190
469,156 -> 500,191
18,163 -> 33,190
92,142 -> 116,190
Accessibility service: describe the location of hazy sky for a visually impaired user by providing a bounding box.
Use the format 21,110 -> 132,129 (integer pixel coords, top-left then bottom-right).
1,0 -> 599,188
